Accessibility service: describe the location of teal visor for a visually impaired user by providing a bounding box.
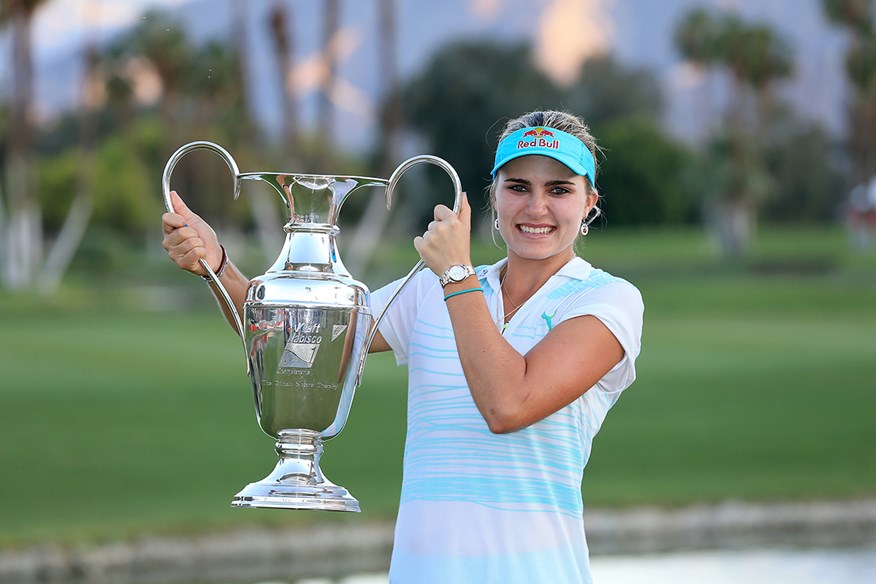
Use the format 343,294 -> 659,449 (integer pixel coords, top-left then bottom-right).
491,126 -> 596,186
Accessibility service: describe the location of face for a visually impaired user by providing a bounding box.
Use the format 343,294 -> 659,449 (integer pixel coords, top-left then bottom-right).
494,155 -> 597,262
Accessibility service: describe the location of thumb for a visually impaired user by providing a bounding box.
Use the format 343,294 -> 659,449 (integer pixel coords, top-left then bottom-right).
458,191 -> 472,227
170,191 -> 197,221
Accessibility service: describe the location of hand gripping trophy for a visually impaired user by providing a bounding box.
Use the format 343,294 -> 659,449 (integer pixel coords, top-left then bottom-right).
162,142 -> 461,512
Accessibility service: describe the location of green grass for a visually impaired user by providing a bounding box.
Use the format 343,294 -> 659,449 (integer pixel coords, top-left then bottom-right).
1,225 -> 875,548
0,305 -> 407,548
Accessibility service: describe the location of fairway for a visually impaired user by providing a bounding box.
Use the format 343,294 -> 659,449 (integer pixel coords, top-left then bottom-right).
1,227 -> 874,548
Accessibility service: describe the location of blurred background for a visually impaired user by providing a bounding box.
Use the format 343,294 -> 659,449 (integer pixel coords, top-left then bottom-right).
1,0 -> 875,583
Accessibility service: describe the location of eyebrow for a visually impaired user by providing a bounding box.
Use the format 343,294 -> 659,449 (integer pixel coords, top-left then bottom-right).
503,177 -> 577,187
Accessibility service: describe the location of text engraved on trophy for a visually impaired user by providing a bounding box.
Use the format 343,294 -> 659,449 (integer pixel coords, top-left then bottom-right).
261,378 -> 337,391
278,322 -> 322,369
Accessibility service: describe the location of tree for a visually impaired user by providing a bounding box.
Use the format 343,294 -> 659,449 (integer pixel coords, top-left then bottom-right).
402,41 -> 563,227
344,0 -> 400,274
268,1 -> 299,149
0,0 -> 50,289
675,8 -> 724,69
318,0 -> 341,165
0,0 -> 107,292
761,109 -> 845,224
563,55 -> 664,128
822,0 -> 876,182
597,118 -> 696,226
399,39 -> 693,238
674,8 -> 794,255
116,10 -> 192,146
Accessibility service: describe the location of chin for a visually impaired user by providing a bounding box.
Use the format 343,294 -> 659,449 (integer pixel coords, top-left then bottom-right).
507,243 -> 574,262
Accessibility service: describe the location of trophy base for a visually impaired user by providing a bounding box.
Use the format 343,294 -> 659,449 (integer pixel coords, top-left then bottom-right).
232,482 -> 360,512
231,429 -> 360,512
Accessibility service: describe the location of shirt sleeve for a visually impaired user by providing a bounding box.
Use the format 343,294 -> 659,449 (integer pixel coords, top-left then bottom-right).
370,269 -> 433,366
556,279 -> 644,393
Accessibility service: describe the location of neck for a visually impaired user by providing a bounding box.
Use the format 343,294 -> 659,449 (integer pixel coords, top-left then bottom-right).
502,248 -> 575,300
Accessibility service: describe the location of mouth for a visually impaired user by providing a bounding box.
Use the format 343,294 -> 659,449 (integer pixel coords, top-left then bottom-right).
517,224 -> 556,236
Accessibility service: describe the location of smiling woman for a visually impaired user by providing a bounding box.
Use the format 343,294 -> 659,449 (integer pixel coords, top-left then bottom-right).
159,109 -> 644,584
367,109 -> 644,583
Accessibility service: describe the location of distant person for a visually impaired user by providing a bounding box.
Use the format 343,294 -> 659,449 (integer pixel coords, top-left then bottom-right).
847,176 -> 876,250
162,109 -> 644,583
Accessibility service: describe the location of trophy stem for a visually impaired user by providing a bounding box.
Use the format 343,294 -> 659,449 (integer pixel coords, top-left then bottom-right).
231,429 -> 360,512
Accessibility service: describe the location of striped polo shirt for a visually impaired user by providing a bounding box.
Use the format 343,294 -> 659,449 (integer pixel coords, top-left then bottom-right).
371,256 -> 644,584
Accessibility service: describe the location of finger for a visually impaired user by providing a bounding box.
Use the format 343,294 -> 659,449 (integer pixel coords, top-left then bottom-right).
173,236 -> 206,256
164,226 -> 200,247
170,191 -> 198,222
458,192 -> 471,227
433,204 -> 455,221
179,247 -> 207,272
162,212 -> 187,233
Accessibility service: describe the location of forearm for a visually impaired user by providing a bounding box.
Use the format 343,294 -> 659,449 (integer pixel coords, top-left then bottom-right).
444,280 -> 623,433
443,280 -> 529,432
205,262 -> 249,335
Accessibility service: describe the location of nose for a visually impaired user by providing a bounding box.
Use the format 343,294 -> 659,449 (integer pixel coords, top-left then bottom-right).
526,191 -> 549,216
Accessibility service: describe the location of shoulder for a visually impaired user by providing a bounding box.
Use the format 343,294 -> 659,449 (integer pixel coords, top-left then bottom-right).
545,264 -> 643,340
548,262 -> 642,308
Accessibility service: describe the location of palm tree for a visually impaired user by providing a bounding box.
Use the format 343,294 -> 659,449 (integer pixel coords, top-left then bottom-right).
38,41 -> 101,294
317,0 -> 341,166
674,8 -> 723,68
822,0 -> 873,32
345,0 -> 399,274
117,10 -> 192,148
674,8 -> 793,256
1,0 -> 50,289
376,0 -> 400,176
229,0 -> 253,149
822,0 -> 876,181
268,1 -> 299,149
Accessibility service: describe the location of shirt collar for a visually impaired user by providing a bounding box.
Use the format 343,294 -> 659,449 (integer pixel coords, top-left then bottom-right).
478,256 -> 592,292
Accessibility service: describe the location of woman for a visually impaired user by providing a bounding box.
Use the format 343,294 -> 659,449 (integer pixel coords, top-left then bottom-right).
162,110 -> 643,583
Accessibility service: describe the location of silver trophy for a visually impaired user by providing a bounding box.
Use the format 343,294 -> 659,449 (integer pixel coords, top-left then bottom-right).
162,142 -> 461,511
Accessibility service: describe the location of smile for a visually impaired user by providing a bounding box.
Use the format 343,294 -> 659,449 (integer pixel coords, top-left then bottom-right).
518,224 -> 555,235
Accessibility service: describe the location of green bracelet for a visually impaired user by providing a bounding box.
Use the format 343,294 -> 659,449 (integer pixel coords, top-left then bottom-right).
443,287 -> 484,301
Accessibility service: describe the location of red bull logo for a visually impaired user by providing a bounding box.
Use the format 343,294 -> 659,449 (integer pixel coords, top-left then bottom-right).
517,127 -> 559,150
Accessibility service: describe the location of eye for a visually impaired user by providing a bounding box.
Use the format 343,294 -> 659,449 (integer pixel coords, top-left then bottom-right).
549,186 -> 571,195
507,183 -> 528,193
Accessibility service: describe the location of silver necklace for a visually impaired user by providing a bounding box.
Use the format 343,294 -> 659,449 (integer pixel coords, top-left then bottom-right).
499,269 -> 524,328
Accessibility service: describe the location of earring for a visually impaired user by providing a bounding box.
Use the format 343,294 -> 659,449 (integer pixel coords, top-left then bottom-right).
494,218 -> 500,230
581,206 -> 601,236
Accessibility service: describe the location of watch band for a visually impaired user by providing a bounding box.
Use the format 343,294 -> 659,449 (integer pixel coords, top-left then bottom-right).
439,264 -> 476,287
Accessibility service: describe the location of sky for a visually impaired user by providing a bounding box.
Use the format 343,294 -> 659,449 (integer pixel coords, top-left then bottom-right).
9,0 -> 611,85
28,0 -> 188,57
0,0 -> 851,144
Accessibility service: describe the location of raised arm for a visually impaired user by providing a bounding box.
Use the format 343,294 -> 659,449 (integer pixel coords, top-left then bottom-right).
414,195 -> 624,433
161,190 -> 249,334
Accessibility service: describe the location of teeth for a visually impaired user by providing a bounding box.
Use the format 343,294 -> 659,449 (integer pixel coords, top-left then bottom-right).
519,225 -> 552,234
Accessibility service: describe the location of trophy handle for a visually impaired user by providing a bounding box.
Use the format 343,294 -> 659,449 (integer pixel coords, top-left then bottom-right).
355,155 -> 463,386
161,141 -> 250,373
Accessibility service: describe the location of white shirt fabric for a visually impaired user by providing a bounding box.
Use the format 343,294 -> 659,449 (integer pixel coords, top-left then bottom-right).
370,256 -> 644,584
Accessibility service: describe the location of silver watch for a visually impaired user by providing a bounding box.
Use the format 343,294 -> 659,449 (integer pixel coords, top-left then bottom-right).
439,264 -> 476,287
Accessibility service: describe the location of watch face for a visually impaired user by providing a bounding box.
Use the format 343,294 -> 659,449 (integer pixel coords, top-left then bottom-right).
448,265 -> 466,281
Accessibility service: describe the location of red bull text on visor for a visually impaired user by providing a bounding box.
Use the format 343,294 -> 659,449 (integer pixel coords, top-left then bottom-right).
491,126 -> 596,186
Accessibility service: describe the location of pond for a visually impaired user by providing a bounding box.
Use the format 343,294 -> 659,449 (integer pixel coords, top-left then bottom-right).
291,545 -> 876,584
